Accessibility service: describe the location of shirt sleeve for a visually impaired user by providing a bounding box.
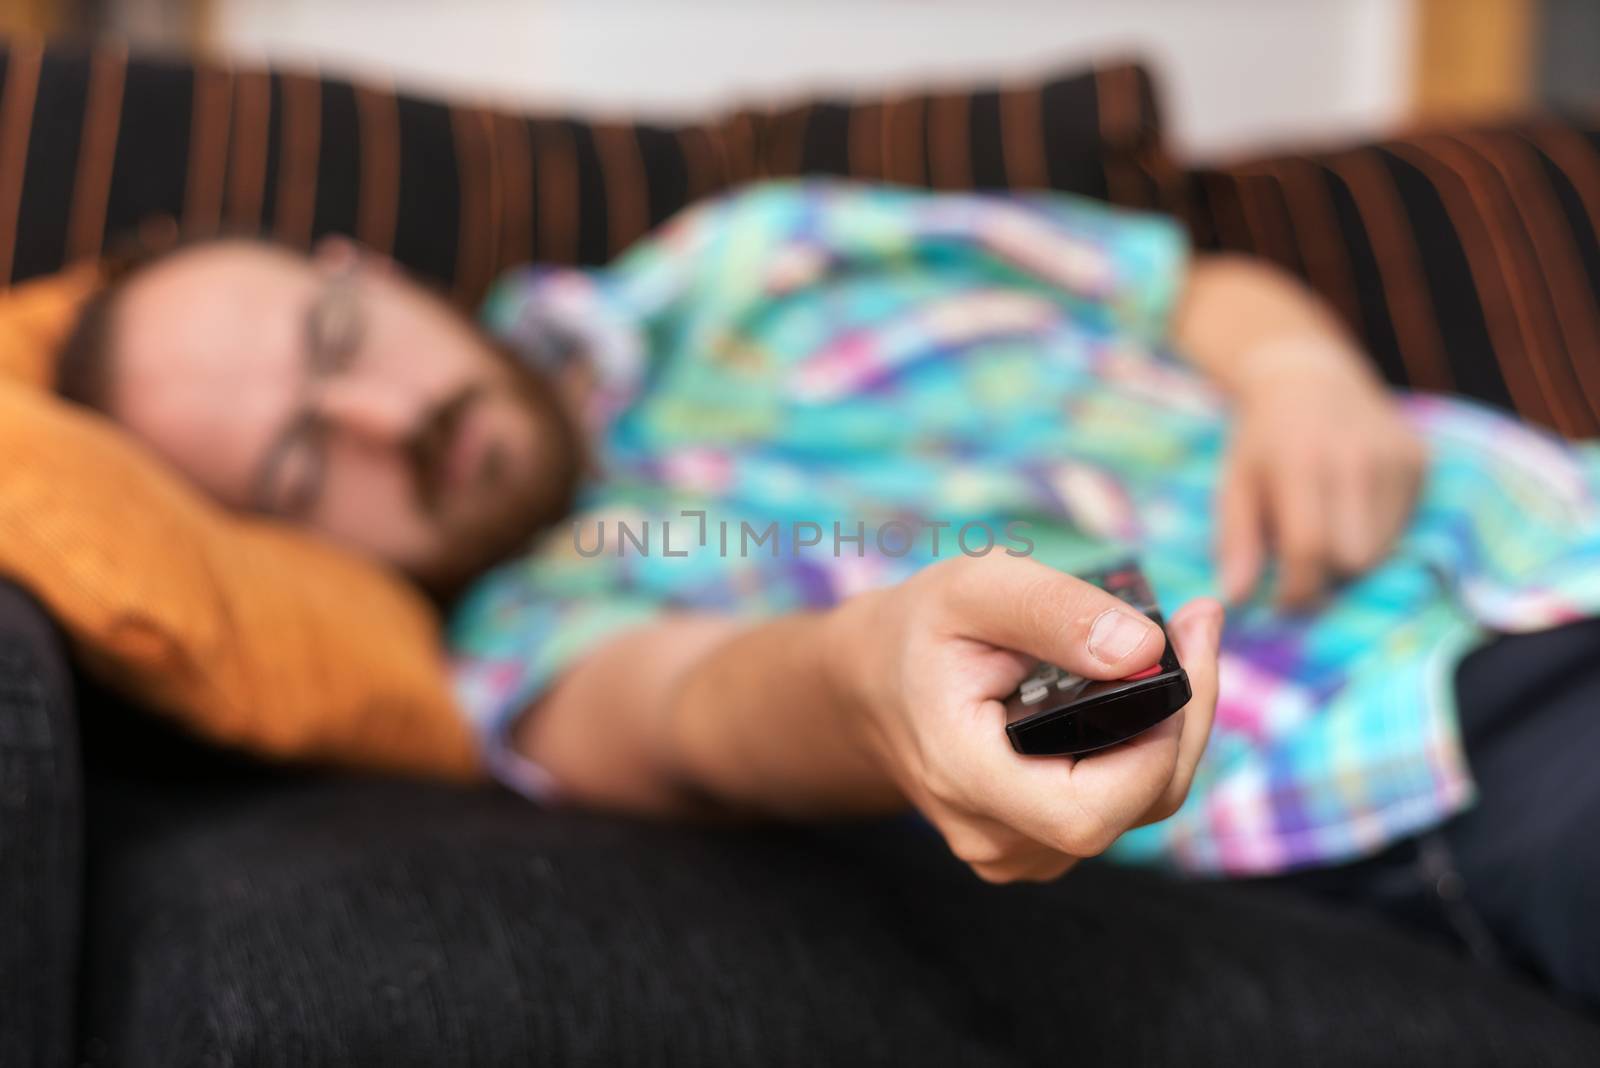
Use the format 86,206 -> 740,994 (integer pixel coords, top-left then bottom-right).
447,553 -> 666,801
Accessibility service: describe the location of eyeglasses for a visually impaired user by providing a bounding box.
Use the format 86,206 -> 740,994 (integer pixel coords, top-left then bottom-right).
250,265 -> 366,517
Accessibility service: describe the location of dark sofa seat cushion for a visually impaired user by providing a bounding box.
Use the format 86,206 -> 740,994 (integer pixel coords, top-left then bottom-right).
1187,119 -> 1600,438
79,763 -> 1600,1067
0,581 -> 81,1068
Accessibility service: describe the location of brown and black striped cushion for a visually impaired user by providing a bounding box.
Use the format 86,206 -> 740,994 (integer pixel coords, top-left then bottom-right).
1187,120 -> 1600,438
0,38 -> 1170,307
751,60 -> 1181,212
0,38 -> 762,304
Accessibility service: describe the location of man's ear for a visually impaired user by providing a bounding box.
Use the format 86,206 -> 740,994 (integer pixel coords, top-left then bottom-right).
313,234 -> 398,277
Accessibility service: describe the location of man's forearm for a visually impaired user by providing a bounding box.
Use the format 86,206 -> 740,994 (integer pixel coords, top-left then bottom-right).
665,606 -> 906,818
514,606 -> 902,819
1171,253 -> 1378,396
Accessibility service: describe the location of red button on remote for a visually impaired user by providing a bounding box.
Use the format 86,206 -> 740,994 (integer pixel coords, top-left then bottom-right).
1122,663 -> 1162,681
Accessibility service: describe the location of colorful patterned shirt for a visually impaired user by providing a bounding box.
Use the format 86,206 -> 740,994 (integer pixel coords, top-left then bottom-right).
449,180 -> 1600,877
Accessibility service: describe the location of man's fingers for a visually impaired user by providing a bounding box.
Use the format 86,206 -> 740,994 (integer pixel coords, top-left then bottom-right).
1270,454 -> 1328,609
1062,599 -> 1220,834
1328,454 -> 1378,575
936,811 -> 1079,883
939,555 -> 1163,680
1216,455 -> 1265,604
954,716 -> 1194,860
969,851 -> 1079,885
1136,598 -> 1224,825
923,699 -> 1169,860
1167,599 -> 1223,778
1377,456 -> 1421,555
937,811 -> 1040,870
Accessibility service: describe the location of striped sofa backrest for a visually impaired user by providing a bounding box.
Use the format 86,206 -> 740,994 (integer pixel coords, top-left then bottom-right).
0,39 -> 762,305
749,60 -> 1178,211
1189,119 -> 1600,438
0,38 -> 1173,305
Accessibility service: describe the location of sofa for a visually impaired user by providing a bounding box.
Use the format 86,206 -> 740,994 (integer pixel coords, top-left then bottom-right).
2,38 -> 1599,1067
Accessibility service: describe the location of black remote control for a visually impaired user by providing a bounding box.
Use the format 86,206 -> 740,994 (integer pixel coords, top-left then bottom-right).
1004,562 -> 1190,757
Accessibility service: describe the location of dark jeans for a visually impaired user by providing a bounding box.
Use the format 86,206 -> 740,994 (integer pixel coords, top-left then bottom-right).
1277,618 -> 1600,1008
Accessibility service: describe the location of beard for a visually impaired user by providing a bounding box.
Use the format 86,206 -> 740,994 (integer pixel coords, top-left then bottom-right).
415,338 -> 588,602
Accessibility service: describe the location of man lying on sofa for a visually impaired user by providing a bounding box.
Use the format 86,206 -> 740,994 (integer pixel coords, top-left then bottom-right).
54,181 -> 1599,1005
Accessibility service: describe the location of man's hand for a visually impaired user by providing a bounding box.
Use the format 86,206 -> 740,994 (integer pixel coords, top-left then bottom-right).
1170,255 -> 1426,611
1216,342 -> 1425,609
827,555 -> 1223,883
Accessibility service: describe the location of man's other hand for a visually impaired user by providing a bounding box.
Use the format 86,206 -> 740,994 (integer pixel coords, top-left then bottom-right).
1216,342 -> 1425,610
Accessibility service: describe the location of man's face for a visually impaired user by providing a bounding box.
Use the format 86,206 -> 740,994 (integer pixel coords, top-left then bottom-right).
104,239 -> 580,593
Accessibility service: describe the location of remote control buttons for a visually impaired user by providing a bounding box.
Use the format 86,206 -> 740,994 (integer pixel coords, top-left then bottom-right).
1018,662 -> 1087,706
1121,663 -> 1162,681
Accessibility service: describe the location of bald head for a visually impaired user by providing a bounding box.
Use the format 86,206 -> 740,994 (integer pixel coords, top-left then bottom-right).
66,238 -> 582,593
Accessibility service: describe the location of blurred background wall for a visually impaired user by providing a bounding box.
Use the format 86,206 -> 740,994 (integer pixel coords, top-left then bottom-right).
205,0 -> 1412,160
4,0 -> 1596,161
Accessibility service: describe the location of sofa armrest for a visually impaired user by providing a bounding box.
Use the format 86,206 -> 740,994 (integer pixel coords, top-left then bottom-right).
0,579 -> 82,1068
1181,116 -> 1600,439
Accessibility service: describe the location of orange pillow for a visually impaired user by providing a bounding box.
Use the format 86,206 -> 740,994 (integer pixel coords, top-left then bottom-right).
0,263 -> 101,388
0,271 -> 482,781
